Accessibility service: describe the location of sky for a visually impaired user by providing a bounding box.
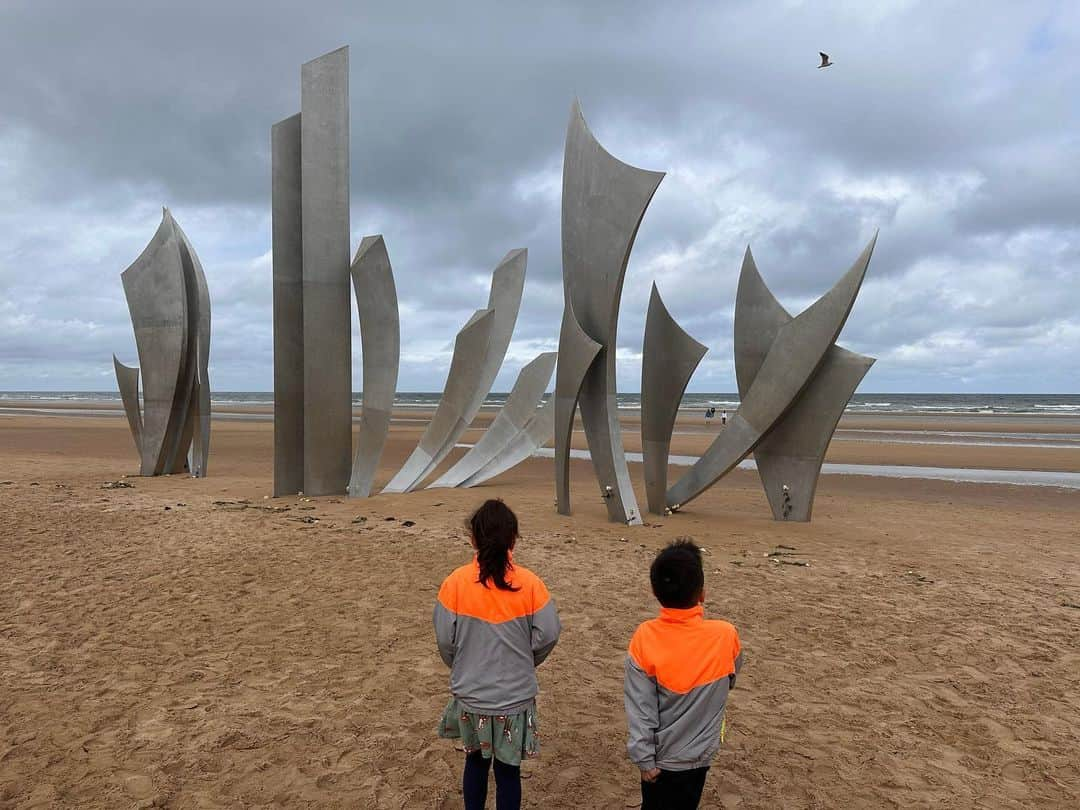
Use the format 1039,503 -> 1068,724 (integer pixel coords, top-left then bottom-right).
0,0 -> 1077,394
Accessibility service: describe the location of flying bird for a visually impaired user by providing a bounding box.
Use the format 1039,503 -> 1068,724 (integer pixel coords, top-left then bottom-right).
818,52 -> 833,69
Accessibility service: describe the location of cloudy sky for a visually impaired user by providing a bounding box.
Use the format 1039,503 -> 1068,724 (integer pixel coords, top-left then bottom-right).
0,0 -> 1076,393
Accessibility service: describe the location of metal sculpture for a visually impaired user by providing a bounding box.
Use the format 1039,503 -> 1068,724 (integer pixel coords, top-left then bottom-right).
272,46 -> 351,497
348,235 -> 401,497
640,284 -> 707,514
428,351 -> 557,488
554,99 -> 663,525
457,395 -> 556,488
382,309 -> 496,493
665,235 -> 877,514
733,249 -> 875,521
173,217 -> 212,478
383,250 -> 526,493
113,208 -> 211,477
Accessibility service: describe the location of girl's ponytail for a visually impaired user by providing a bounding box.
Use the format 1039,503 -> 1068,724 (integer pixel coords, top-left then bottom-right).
469,499 -> 520,592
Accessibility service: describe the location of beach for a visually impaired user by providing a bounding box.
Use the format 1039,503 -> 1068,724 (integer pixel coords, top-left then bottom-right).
2,406 -> 1079,808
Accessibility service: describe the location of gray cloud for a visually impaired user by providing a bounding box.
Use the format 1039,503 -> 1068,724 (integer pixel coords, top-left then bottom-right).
0,0 -> 1077,393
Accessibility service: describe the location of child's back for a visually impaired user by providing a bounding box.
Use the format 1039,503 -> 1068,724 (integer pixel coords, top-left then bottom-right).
435,556 -> 557,713
434,499 -> 560,810
625,540 -> 742,809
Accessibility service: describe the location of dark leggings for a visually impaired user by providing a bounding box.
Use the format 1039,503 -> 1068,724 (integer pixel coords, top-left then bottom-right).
463,750 -> 521,810
641,766 -> 709,809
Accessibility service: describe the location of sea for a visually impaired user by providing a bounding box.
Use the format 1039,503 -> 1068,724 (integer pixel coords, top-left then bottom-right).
2,391 -> 1079,416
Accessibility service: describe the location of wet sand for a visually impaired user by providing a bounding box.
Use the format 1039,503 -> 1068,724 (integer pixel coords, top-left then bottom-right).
2,411 -> 1079,808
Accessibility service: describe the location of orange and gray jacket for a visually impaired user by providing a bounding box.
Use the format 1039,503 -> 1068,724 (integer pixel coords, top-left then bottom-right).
434,557 -> 561,714
624,605 -> 742,771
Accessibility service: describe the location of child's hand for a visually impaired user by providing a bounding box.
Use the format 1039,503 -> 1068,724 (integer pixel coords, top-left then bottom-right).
640,767 -> 661,783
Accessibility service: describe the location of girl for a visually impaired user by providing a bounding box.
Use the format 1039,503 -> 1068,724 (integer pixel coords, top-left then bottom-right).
434,499 -> 561,810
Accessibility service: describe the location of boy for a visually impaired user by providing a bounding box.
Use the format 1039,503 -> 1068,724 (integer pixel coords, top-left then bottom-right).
624,540 -> 743,809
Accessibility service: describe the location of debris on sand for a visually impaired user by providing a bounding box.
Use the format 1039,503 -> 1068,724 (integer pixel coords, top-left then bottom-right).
352,516 -> 368,524
102,481 -> 134,490
776,559 -> 810,567
212,500 -> 289,514
904,570 -> 935,584
402,520 -> 416,527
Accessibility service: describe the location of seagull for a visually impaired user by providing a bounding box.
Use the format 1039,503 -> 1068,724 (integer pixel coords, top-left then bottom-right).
818,52 -> 833,69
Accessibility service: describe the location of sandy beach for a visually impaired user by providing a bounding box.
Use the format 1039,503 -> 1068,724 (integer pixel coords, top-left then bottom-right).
2,407 -> 1079,808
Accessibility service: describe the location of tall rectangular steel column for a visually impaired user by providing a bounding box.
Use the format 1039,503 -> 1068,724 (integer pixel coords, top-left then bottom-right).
271,113 -> 304,496
300,47 -> 351,495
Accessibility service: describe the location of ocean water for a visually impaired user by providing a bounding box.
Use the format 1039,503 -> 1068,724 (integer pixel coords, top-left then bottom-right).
2,391 -> 1079,416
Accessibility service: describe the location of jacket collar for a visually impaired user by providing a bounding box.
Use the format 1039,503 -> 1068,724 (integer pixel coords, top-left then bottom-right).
658,604 -> 704,623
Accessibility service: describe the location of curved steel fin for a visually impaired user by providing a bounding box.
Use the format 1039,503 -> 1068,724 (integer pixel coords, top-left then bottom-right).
461,395 -> 556,487
755,347 -> 875,521
173,214 -> 212,477
383,249 -> 525,492
382,308 -> 496,493
554,299 -> 601,515
349,235 -> 400,497
641,284 -> 708,514
555,99 -> 664,524
666,233 -> 877,510
113,355 -> 144,460
120,209 -> 189,475
429,351 -> 556,488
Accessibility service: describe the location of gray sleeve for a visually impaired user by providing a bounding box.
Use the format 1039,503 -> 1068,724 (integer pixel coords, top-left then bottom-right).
433,601 -> 457,668
734,650 -> 744,675
624,655 -> 659,770
531,600 -> 561,666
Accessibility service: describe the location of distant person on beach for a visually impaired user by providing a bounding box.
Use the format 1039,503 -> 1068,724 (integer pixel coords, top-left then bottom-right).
705,407 -> 715,422
721,410 -> 727,426
435,499 -> 561,810
624,540 -> 743,809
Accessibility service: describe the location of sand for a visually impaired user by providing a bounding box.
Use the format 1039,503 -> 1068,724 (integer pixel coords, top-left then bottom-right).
2,410 -> 1079,808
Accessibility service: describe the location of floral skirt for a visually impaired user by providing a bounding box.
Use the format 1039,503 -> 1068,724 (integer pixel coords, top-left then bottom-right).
437,697 -> 540,766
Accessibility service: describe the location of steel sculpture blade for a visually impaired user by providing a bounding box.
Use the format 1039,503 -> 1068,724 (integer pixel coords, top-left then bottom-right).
554,301 -> 601,512
301,46 -> 351,496
174,218 -> 212,478
113,355 -> 143,456
733,247 -> 874,521
755,347 -> 874,520
383,250 -> 526,493
348,235 -> 400,497
120,211 -> 190,475
382,309 -> 496,493
271,112 -> 304,497
271,46 -> 352,496
114,209 -> 212,477
555,99 -> 664,525
459,395 -> 556,487
428,351 -> 557,488
666,234 -> 877,510
641,284 -> 708,514
470,249 -> 527,411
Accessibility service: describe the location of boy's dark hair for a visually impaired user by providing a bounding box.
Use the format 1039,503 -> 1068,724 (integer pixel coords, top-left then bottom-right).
469,499 -> 520,592
650,539 -> 704,608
